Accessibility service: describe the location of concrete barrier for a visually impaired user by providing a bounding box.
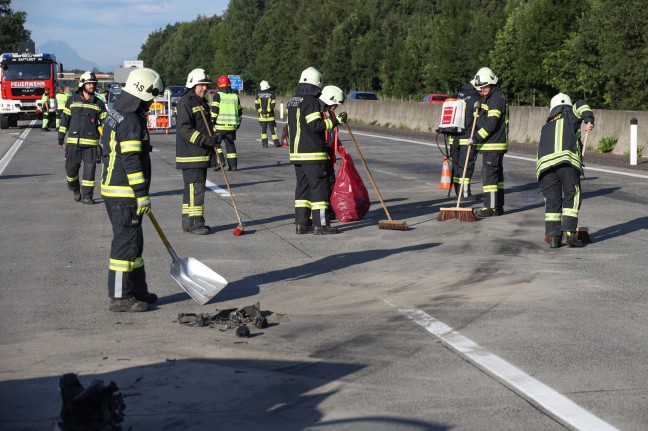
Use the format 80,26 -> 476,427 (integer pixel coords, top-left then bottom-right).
240,95 -> 647,157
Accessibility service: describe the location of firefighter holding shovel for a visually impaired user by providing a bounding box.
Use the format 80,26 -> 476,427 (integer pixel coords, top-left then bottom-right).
100,68 -> 164,312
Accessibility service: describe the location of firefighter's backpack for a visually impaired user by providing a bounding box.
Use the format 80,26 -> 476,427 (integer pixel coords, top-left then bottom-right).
435,98 -> 466,135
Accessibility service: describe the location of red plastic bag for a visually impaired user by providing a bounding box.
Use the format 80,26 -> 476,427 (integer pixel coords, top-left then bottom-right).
331,145 -> 370,222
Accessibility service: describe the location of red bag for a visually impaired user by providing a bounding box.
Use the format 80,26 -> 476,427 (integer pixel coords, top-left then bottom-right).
331,145 -> 370,222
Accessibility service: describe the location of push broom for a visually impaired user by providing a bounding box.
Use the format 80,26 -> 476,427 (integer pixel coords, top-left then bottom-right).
344,123 -> 408,230
200,110 -> 245,236
437,103 -> 480,222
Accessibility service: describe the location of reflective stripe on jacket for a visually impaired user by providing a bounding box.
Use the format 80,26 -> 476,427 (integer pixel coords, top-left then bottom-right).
287,94 -> 339,164
474,87 -> 508,152
100,108 -> 151,203
536,100 -> 594,179
58,93 -> 106,146
211,91 -> 241,132
176,90 -> 213,169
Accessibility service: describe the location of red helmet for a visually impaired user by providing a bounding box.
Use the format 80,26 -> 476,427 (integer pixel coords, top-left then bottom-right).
217,75 -> 230,88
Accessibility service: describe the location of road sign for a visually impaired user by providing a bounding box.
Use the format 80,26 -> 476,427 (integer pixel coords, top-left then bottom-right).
228,75 -> 243,91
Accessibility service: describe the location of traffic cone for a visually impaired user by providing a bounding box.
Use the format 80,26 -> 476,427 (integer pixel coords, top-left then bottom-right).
280,126 -> 289,147
438,156 -> 451,189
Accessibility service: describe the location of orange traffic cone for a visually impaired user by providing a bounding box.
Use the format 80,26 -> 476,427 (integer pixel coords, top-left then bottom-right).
280,126 -> 289,147
438,156 -> 451,189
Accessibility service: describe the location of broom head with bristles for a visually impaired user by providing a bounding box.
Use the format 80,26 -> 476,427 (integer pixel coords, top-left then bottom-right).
437,207 -> 477,222
378,220 -> 408,230
233,223 -> 245,236
577,227 -> 592,244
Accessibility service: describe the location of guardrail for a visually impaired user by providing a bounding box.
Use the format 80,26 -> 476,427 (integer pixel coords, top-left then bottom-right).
239,95 -> 646,157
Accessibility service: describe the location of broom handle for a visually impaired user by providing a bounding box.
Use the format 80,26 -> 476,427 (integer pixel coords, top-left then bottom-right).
455,106 -> 480,208
344,123 -> 393,222
199,109 -> 243,225
581,129 -> 590,158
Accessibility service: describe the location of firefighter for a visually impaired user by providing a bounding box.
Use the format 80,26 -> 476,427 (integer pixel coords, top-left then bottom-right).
58,72 -> 107,204
537,93 -> 595,248
211,75 -> 242,171
319,85 -> 345,221
100,68 -> 163,312
41,91 -> 51,131
55,85 -> 70,130
288,67 -> 347,235
176,68 -> 216,235
255,80 -> 280,148
450,83 -> 481,199
468,67 -> 508,218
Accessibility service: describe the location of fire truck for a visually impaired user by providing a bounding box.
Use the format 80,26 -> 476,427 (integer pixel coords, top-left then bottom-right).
0,52 -> 63,129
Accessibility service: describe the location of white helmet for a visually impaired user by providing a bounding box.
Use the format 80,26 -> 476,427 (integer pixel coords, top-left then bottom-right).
299,66 -> 323,88
471,67 -> 498,89
549,92 -> 572,112
260,80 -> 270,91
319,85 -> 344,105
123,68 -> 163,102
78,71 -> 98,88
185,68 -> 212,88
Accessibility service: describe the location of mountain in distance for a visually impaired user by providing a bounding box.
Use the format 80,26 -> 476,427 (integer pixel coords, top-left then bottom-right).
37,40 -> 108,73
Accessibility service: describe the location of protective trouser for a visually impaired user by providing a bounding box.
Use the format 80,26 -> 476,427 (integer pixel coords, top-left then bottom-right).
105,201 -> 147,299
42,111 -> 49,129
182,168 -> 207,231
450,140 -> 477,198
65,145 -> 97,199
539,165 -> 580,236
260,120 -> 279,146
216,132 -> 237,170
325,149 -> 336,218
56,109 -> 64,129
481,152 -> 505,209
294,163 -> 330,227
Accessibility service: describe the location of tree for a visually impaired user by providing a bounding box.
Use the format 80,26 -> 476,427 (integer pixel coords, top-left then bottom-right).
0,0 -> 31,53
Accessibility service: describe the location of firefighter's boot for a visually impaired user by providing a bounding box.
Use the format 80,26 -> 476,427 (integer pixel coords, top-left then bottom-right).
73,191 -> 82,202
549,236 -> 562,248
565,231 -> 584,247
313,225 -> 338,235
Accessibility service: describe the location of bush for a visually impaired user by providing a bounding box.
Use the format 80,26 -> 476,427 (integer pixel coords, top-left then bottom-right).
597,136 -> 617,153
623,145 -> 644,158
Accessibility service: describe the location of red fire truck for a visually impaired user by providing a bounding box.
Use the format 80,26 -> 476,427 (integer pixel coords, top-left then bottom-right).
0,52 -> 63,129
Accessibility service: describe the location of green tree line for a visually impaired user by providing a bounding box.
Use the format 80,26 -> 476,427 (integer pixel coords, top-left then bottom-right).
4,0 -> 646,110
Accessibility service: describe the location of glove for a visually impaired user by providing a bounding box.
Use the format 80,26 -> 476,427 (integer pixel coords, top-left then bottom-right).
261,110 -> 268,116
136,196 -> 151,216
58,139 -> 64,147
202,136 -> 216,148
337,112 -> 348,124
466,138 -> 474,147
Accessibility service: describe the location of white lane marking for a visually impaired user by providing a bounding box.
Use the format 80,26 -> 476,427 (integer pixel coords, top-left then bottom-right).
393,304 -> 619,431
206,179 -> 231,198
506,154 -> 648,179
0,122 -> 36,175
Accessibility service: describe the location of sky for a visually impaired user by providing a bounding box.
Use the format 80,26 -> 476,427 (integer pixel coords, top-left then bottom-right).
13,0 -> 230,71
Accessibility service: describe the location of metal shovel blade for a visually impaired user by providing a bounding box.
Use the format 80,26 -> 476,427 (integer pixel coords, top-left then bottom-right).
169,256 -> 228,305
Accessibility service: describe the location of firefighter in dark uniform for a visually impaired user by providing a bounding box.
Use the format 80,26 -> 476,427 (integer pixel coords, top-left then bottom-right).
288,67 -> 347,235
255,80 -> 280,148
176,68 -> 216,235
211,75 -> 242,171
319,85 -> 345,221
468,67 -> 508,218
450,83 -> 481,199
537,93 -> 595,248
58,71 -> 107,204
100,68 -> 163,312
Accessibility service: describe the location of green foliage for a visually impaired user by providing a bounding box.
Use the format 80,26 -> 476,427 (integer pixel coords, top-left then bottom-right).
0,0 -> 31,53
597,136 -> 618,153
623,145 -> 644,158
133,0 -> 648,109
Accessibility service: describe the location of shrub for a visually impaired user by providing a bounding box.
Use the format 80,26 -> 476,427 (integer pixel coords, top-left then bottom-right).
597,136 -> 617,153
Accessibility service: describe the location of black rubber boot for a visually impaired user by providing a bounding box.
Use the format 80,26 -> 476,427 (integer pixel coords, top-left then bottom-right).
474,207 -> 497,218
109,297 -> 149,312
549,236 -> 562,248
73,191 -> 81,202
296,225 -> 313,234
313,225 -> 338,235
81,197 -> 95,205
565,231 -> 584,247
188,225 -> 210,235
